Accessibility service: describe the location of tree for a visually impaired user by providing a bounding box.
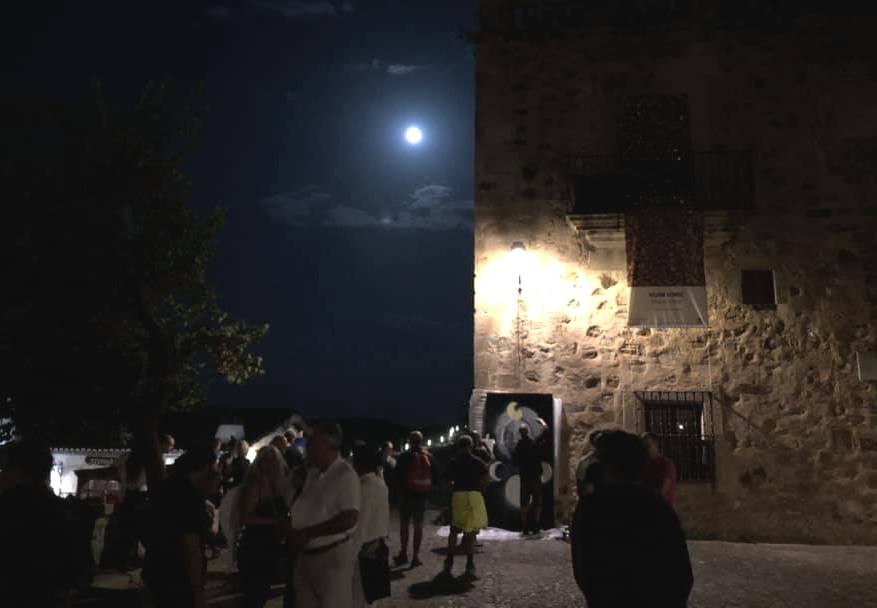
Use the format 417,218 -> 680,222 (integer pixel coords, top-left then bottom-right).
1,82 -> 268,488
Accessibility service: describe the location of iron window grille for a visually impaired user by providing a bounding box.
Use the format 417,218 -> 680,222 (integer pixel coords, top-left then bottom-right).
635,390 -> 716,483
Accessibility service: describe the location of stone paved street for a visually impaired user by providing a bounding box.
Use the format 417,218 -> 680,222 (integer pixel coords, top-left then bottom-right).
268,524 -> 877,608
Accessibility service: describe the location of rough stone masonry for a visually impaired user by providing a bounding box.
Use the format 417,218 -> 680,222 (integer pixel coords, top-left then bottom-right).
472,1 -> 877,544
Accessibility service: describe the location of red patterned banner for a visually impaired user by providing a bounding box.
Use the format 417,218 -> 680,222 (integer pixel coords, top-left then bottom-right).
625,207 -> 707,328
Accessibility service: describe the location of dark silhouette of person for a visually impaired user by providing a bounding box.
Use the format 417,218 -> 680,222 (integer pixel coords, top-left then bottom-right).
0,438 -> 79,607
571,429 -> 693,608
512,421 -> 547,535
144,445 -> 220,608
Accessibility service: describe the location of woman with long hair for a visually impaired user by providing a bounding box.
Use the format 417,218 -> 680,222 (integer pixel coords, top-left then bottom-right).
237,445 -> 290,608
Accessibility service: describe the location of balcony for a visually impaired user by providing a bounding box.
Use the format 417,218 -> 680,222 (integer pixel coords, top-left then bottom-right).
566,150 -> 754,238
506,0 -> 691,32
496,1 -> 865,35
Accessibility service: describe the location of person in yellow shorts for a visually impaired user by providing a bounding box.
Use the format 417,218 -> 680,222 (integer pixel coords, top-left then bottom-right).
443,435 -> 488,578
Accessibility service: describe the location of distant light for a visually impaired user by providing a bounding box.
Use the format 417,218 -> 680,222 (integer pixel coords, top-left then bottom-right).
449,428 -> 455,438
440,436 -> 445,444
427,439 -> 432,447
678,424 -> 684,430
404,443 -> 410,451
405,126 -> 423,145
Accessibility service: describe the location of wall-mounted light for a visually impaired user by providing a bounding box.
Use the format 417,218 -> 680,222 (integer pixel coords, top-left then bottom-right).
510,241 -> 527,295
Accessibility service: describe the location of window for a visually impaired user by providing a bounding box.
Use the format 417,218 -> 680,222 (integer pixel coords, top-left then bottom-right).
640,391 -> 715,482
741,270 -> 776,309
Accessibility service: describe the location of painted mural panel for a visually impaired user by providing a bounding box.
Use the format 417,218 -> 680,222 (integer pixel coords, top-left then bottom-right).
480,392 -> 555,530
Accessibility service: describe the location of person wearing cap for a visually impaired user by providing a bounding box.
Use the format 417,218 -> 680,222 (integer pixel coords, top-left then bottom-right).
288,422 -> 361,608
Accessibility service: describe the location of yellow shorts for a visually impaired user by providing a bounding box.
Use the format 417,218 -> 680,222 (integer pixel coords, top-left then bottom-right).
451,491 -> 488,533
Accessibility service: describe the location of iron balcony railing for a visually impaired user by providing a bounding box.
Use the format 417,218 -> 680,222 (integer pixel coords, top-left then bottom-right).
507,0 -> 691,31
570,150 -> 754,216
501,1 -> 864,33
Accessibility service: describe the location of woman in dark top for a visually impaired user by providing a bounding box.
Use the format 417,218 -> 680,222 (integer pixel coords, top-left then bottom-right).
237,445 -> 290,608
570,430 -> 692,608
444,435 -> 489,577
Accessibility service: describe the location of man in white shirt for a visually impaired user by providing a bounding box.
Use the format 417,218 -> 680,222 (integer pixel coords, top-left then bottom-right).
289,423 -> 361,608
352,445 -> 390,607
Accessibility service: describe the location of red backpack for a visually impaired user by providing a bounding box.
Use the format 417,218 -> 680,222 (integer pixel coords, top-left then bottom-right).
406,451 -> 433,494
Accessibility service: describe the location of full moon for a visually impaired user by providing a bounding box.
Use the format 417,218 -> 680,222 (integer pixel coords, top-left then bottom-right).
405,126 -> 423,145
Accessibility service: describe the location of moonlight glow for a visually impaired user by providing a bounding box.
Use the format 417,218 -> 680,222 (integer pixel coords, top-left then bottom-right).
405,126 -> 423,145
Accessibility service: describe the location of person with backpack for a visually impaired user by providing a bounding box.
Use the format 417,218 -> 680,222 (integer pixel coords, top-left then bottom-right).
393,431 -> 436,568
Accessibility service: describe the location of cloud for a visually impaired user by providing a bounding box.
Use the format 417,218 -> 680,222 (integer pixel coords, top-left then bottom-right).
386,64 -> 426,76
343,59 -> 428,76
257,1 -> 352,18
329,185 -> 472,231
260,186 -> 331,226
262,184 -> 472,231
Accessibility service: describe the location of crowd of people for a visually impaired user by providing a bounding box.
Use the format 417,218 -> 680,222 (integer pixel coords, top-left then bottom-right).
0,420 -> 693,607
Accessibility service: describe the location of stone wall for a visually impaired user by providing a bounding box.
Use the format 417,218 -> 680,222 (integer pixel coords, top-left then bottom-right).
473,8 -> 877,544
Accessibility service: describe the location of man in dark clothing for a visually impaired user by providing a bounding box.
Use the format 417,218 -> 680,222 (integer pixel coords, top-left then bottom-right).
570,430 -> 692,608
225,440 -> 251,491
144,445 -> 220,608
393,431 -> 437,568
0,439 -> 78,608
512,422 -> 547,535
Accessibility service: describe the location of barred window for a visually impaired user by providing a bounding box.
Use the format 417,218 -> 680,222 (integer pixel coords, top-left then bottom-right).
640,391 -> 715,482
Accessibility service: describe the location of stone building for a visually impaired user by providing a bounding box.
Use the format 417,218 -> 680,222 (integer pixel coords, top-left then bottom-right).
472,1 -> 877,544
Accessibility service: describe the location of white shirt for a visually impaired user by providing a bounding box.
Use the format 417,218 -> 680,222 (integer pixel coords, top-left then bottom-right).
356,473 -> 389,546
291,456 -> 360,549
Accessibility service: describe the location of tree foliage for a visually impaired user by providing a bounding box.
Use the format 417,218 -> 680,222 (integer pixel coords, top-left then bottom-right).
1,82 -> 268,458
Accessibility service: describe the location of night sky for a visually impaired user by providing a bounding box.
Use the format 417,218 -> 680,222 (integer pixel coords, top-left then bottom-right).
9,1 -> 477,426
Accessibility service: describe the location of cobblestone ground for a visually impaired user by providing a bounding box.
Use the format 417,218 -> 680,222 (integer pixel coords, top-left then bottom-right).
268,525 -> 877,608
